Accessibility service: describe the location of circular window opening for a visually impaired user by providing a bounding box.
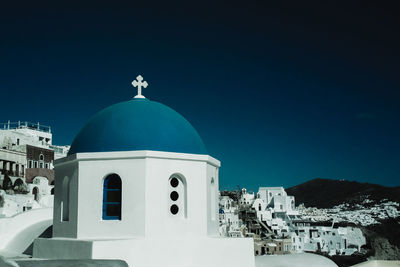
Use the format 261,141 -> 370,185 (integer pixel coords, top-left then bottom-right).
170,177 -> 179,188
170,204 -> 179,215
170,191 -> 179,201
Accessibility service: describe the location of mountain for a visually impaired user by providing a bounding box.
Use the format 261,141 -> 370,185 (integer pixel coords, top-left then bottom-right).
286,178 -> 400,208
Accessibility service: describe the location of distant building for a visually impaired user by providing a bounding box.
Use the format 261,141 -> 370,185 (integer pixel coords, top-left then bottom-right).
258,187 -> 296,214
290,221 -> 366,255
240,188 -> 255,205
254,238 -> 293,256
0,121 -> 69,217
253,187 -> 299,237
0,121 -> 69,184
219,195 -> 243,237
219,185 -> 366,257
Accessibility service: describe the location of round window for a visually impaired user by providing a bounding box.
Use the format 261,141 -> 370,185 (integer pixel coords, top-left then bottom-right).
170,191 -> 179,201
170,204 -> 179,215
170,177 -> 179,188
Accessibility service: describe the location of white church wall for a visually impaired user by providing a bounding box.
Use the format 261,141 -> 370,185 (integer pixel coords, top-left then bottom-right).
52,160 -> 78,238
52,150 -> 221,240
34,150 -> 256,267
207,162 -> 219,237
143,152 -> 220,238
76,156 -> 146,239
145,156 -> 202,238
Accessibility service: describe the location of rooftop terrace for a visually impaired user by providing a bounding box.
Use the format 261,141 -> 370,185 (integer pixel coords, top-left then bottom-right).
0,121 -> 51,133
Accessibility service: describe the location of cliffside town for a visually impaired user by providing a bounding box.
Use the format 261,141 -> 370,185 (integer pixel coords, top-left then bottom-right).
299,200 -> 399,226
219,186 -> 400,264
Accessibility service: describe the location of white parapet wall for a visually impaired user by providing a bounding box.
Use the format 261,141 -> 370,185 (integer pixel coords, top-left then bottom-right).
0,208 -> 52,257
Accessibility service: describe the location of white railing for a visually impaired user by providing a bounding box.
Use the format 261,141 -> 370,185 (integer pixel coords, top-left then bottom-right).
0,121 -> 51,133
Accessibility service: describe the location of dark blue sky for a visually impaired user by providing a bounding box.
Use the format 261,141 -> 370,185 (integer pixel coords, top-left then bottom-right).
1,2 -> 399,191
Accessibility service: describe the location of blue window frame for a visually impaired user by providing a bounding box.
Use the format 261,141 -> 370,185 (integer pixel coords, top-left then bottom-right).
102,174 -> 122,220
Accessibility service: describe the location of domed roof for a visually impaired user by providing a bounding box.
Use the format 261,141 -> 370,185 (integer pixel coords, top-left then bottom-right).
68,98 -> 207,155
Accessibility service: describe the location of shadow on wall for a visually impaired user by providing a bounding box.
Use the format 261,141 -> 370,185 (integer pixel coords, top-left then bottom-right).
23,225 -> 53,256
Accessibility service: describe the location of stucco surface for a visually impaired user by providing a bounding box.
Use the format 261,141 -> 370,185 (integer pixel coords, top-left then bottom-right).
15,259 -> 128,267
0,208 -> 52,257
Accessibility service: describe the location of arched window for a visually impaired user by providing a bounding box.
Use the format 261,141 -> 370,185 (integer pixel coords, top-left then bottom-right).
14,178 -> 24,187
168,174 -> 186,218
61,176 -> 70,221
258,203 -> 262,211
39,154 -> 44,168
102,174 -> 122,220
210,178 -> 216,221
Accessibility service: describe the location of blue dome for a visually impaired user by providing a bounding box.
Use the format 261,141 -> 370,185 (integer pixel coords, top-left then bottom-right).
68,98 -> 207,155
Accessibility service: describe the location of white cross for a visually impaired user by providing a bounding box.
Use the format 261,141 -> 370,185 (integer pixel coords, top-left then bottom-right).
132,75 -> 148,99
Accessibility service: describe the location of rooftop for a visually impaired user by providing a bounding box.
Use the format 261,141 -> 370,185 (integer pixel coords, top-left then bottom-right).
0,121 -> 51,133
68,98 -> 207,155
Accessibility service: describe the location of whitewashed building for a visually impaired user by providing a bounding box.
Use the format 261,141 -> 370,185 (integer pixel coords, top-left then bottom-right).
0,121 -> 67,217
0,176 -> 54,217
251,187 -> 299,237
240,188 -> 255,205
33,76 -> 255,267
219,195 -> 243,237
290,219 -> 366,255
0,121 -> 69,182
258,187 -> 296,214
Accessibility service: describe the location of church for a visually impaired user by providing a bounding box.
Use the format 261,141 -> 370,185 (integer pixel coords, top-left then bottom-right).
33,75 -> 255,267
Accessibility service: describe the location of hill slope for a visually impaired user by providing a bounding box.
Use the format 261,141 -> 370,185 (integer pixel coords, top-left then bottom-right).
286,178 -> 400,208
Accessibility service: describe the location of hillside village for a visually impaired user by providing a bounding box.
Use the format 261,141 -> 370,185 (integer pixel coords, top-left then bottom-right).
300,200 -> 399,226
219,186 -> 399,258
